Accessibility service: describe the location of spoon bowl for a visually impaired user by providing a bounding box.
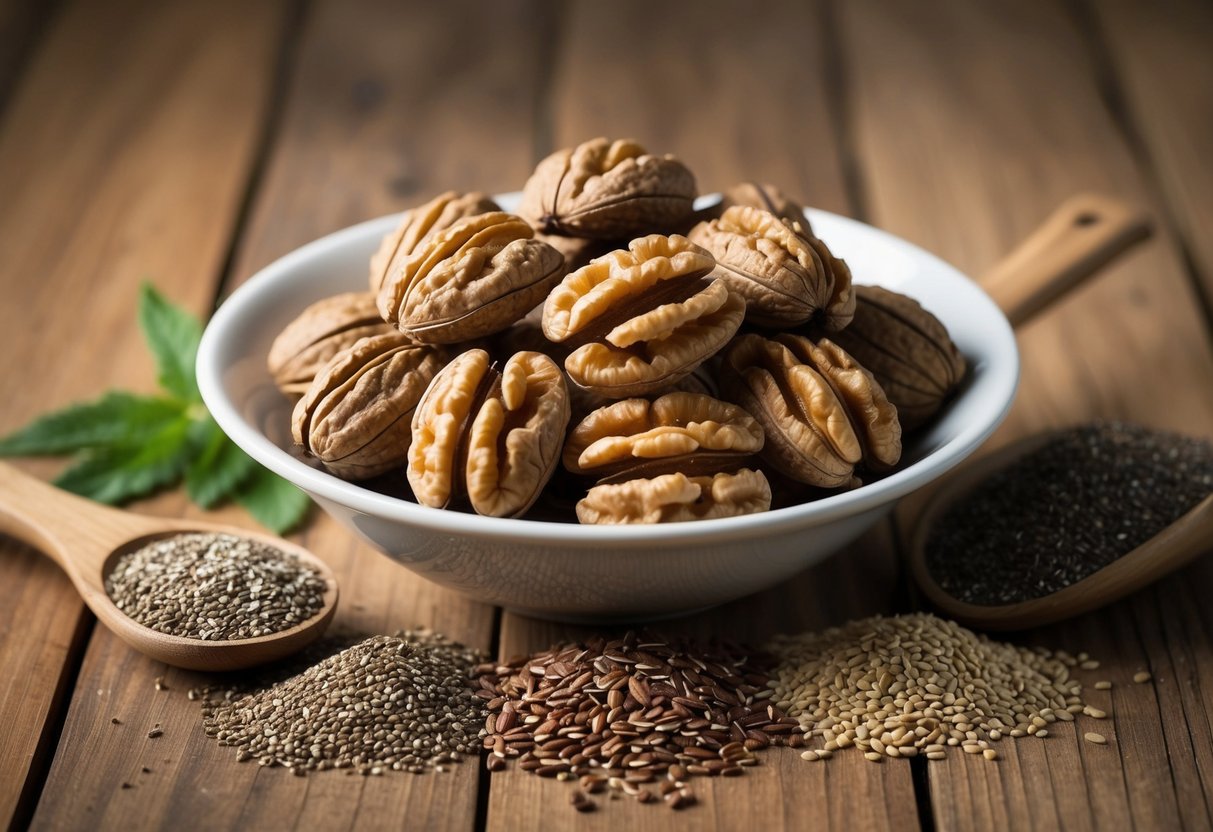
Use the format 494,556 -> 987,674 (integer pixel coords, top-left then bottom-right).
0,462 -> 338,670
908,432 -> 1213,630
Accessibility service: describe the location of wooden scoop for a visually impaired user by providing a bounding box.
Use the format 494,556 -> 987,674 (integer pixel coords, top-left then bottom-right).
0,461 -> 338,670
905,192 -> 1202,630
908,433 -> 1213,630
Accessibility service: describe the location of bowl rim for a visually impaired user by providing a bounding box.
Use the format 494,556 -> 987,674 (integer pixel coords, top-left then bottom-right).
197,204 -> 1019,547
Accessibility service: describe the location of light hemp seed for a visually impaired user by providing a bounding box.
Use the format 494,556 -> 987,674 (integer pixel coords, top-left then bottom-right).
476,631 -> 798,812
200,631 -> 487,776
105,532 -> 327,640
766,613 -> 1103,763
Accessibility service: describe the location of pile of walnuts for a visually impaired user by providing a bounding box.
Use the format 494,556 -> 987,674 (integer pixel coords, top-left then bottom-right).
267,138 -> 965,524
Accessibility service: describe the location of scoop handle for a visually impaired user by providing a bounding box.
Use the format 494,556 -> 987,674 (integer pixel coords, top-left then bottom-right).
981,193 -> 1153,327
0,461 -> 143,580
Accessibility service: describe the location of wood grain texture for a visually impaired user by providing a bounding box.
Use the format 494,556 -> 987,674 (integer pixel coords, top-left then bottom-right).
31,0 -> 547,829
0,0 -> 58,116
1088,0 -> 1213,305
0,0 -> 287,827
839,0 -> 1213,828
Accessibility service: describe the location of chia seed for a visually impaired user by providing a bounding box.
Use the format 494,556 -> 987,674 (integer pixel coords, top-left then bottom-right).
926,423 -> 1213,605
105,532 -> 328,640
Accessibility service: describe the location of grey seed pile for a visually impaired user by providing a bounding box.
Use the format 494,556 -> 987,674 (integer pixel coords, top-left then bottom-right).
477,631 -> 800,811
105,532 -> 327,640
200,632 -> 486,775
767,613 -> 1095,762
927,423 -> 1213,605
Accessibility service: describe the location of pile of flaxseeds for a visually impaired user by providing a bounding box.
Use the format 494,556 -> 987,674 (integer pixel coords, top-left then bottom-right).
475,632 -> 800,811
766,613 -> 1107,762
927,422 -> 1213,605
105,532 -> 327,640
200,631 -> 486,775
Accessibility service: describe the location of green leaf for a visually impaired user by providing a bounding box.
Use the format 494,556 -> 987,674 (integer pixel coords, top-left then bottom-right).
185,417 -> 257,509
54,412 -> 194,504
234,465 -> 311,534
0,392 -> 185,456
138,282 -> 202,402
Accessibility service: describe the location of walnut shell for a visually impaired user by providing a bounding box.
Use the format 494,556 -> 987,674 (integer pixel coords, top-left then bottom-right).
267,292 -> 394,395
518,138 -> 697,238
542,234 -> 745,398
291,332 -> 445,480
824,285 -> 966,430
408,349 -> 570,518
377,212 -> 565,344
719,333 -> 900,487
576,468 -> 771,524
718,182 -> 812,235
689,205 -> 843,328
369,191 -> 501,293
563,392 -> 764,482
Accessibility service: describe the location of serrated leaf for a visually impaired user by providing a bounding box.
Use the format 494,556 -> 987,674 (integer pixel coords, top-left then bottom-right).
0,392 -> 185,456
139,282 -> 202,402
185,417 -> 257,509
235,466 -> 310,534
54,413 -> 194,504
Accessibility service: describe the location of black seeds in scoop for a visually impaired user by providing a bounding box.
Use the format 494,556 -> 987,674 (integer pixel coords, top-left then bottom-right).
926,423 -> 1213,606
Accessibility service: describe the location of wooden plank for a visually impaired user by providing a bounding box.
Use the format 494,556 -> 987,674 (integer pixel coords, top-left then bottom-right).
0,0 -> 59,115
29,0 -> 549,829
839,0 -> 1213,828
487,1 -> 920,828
0,0 -> 287,827
1088,0 -> 1213,305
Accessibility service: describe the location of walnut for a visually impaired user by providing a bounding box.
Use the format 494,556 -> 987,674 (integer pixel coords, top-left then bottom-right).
576,469 -> 771,524
291,332 -> 445,480
407,349 -> 570,518
266,292 -> 394,396
377,212 -> 565,344
534,232 -> 624,273
368,191 -> 501,292
542,234 -> 745,398
824,285 -> 966,430
689,205 -> 848,328
563,392 -> 764,483
719,333 -> 901,487
718,181 -> 812,235
518,138 -> 697,238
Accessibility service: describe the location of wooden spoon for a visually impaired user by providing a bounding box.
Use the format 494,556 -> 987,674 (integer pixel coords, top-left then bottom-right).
0,461 -> 338,670
904,193 -> 1195,629
908,432 -> 1213,630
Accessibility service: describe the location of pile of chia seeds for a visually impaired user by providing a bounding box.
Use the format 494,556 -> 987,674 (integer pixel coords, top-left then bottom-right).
926,422 -> 1213,605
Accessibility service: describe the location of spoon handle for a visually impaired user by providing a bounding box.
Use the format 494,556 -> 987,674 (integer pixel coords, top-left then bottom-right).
981,193 -> 1153,328
0,461 -> 137,577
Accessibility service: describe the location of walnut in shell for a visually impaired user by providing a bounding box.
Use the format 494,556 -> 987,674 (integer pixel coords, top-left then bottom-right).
377,212 -> 565,344
563,392 -> 764,483
542,234 -> 745,398
369,191 -> 500,292
689,205 -> 850,328
576,469 -> 771,525
291,332 -> 445,480
719,333 -> 901,488
267,292 -> 393,395
824,285 -> 966,430
518,138 -> 697,238
408,349 -> 570,518
716,181 -> 812,234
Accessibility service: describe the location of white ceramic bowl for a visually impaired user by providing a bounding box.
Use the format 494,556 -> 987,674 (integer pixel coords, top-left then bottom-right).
197,196 -> 1018,622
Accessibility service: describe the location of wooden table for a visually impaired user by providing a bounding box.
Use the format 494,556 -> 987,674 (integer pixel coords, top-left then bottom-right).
2,1 -> 1211,829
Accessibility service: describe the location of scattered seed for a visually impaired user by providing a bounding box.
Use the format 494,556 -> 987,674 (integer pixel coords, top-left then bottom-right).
111,717 -> 121,725
147,728 -> 163,739
1094,681 -> 1112,690
105,532 -> 327,641
1085,732 -> 1108,745
983,749 -> 998,761
120,782 -> 133,790
1084,706 -> 1107,719
199,632 -> 486,776
1133,671 -> 1152,684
